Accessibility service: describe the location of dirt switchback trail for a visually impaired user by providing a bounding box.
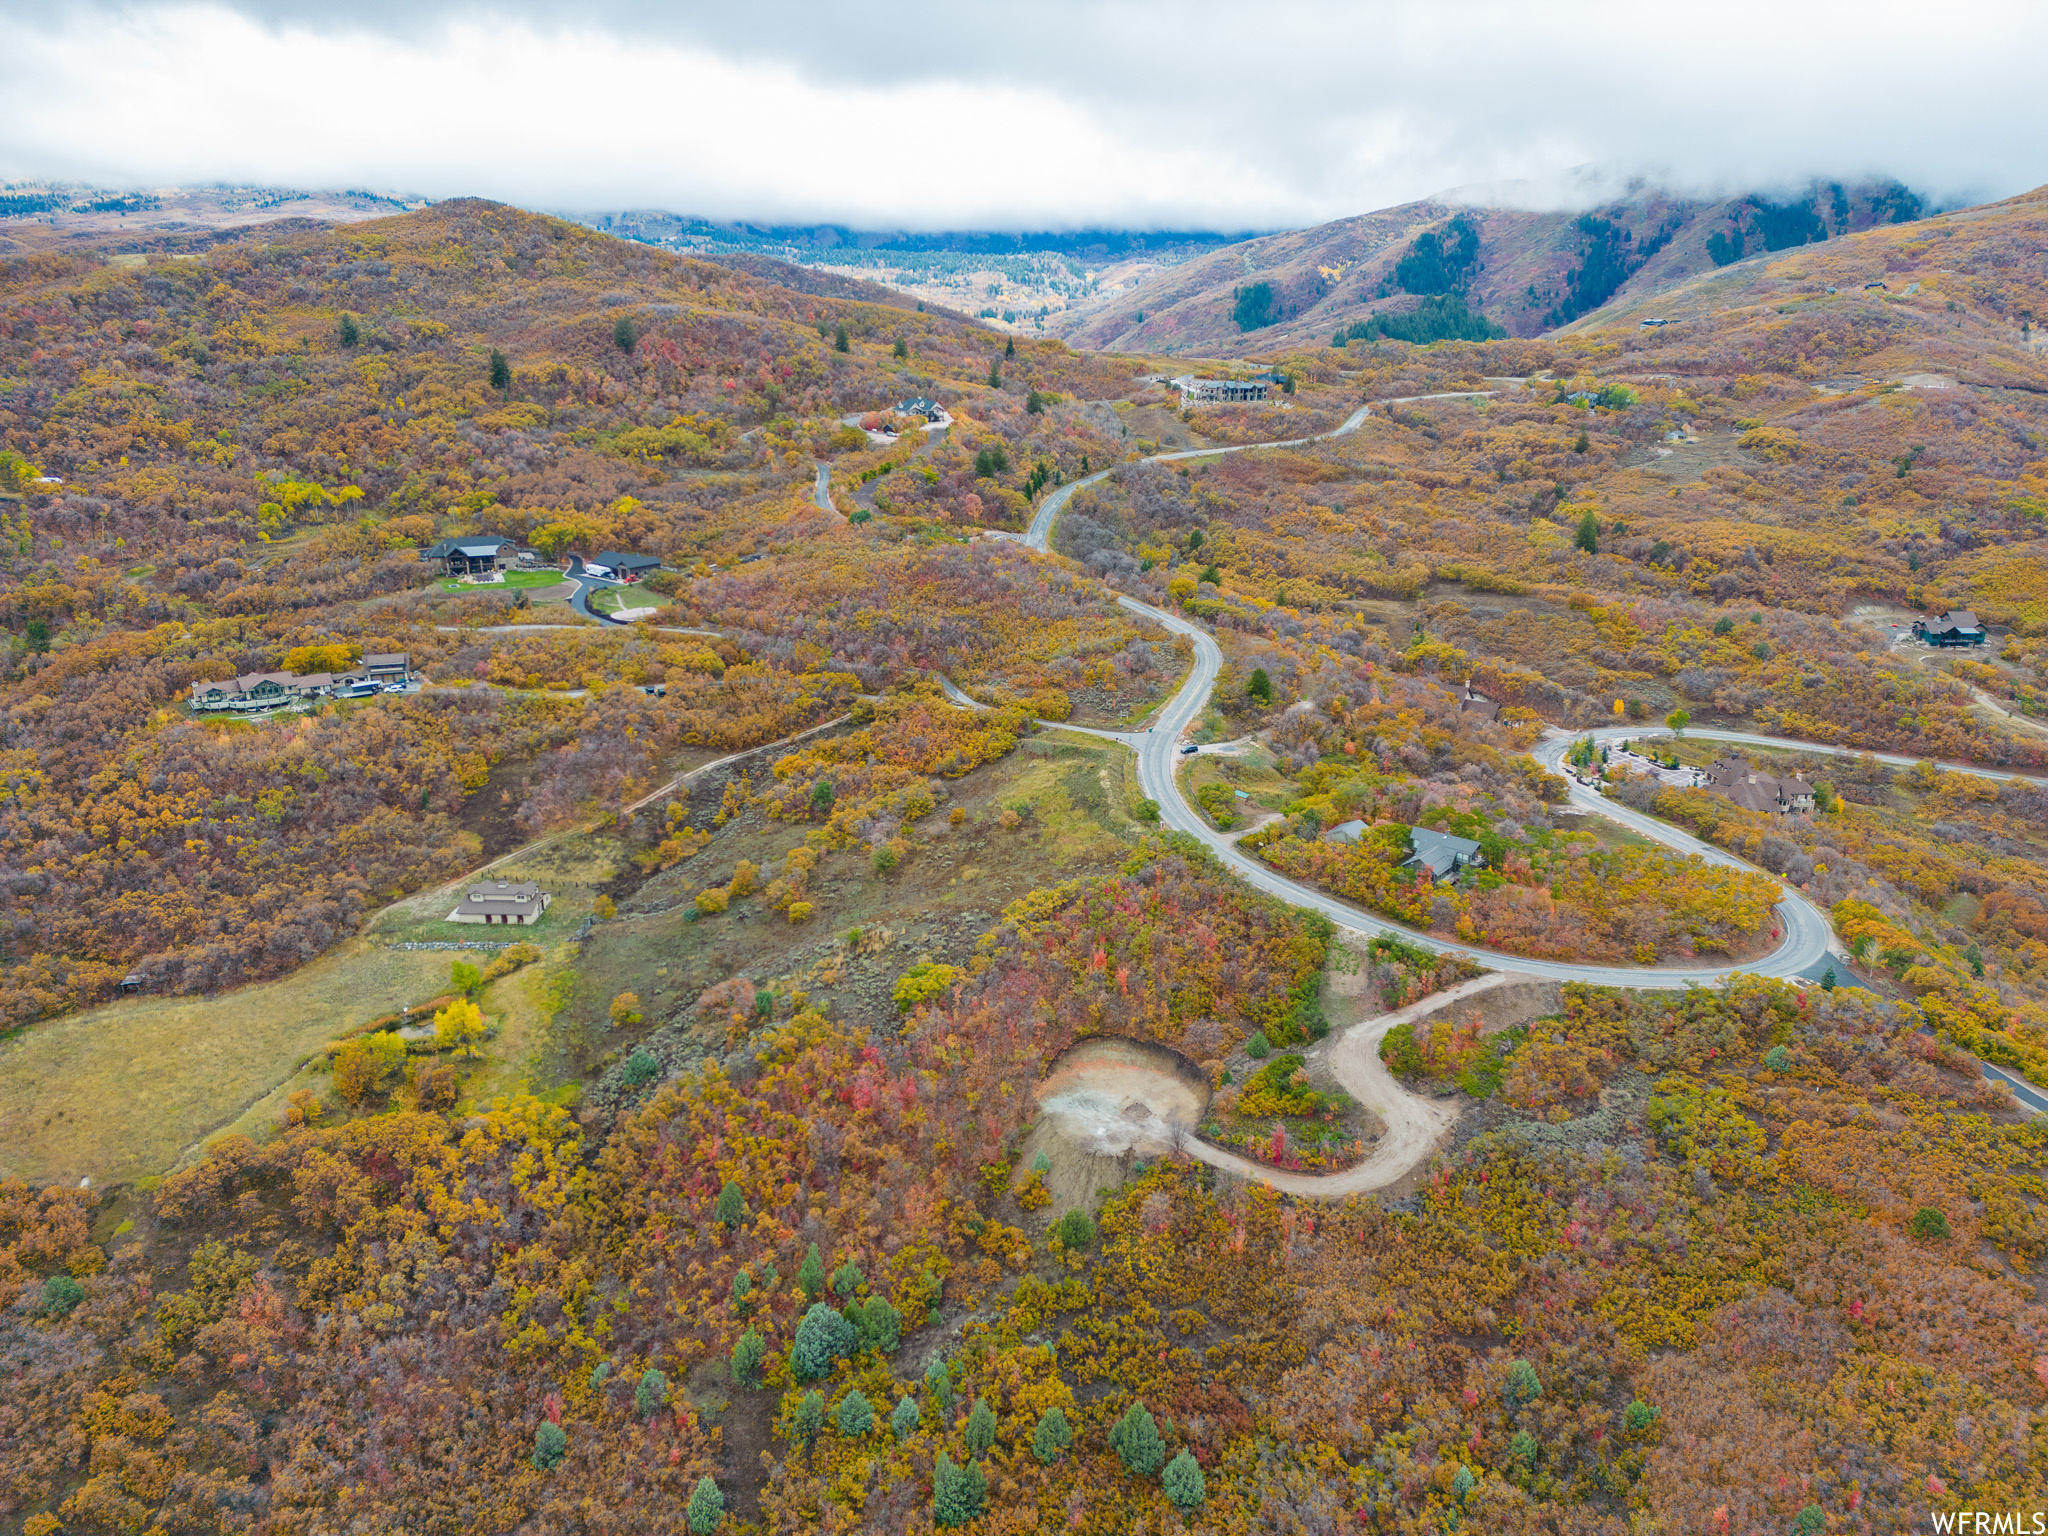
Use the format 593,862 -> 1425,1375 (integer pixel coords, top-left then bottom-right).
1178,973 -> 1509,1198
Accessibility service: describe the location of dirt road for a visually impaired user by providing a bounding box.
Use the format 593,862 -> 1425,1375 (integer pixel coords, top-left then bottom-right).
1176,972 -> 1511,1196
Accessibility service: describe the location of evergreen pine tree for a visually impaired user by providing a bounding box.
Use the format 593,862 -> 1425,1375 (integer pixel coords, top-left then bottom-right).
686,1475 -> 726,1533
1004,335 -> 1015,357
857,1294 -> 901,1353
1162,1448 -> 1206,1508
836,1388 -> 874,1437
1506,1359 -> 1542,1406
613,315 -> 638,352
933,1452 -> 986,1527
1574,511 -> 1600,554
634,1368 -> 668,1419
834,323 -> 850,352
730,1328 -> 765,1388
1451,1464 -> 1476,1501
890,1394 -> 919,1439
532,1421 -> 567,1470
791,1302 -> 855,1380
988,362 -> 1002,388
1246,667 -> 1273,703
830,1259 -> 864,1299
1052,1209 -> 1096,1251
798,1242 -> 825,1300
1030,1406 -> 1072,1463
338,313 -> 359,347
1110,1402 -> 1165,1476
924,1358 -> 953,1419
715,1180 -> 746,1230
893,336 -> 908,359
964,1397 -> 997,1457
489,349 -> 511,392
792,1390 -> 826,1448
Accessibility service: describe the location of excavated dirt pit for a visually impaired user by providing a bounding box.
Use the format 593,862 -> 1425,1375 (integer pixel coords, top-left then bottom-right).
1025,1037 -> 1212,1215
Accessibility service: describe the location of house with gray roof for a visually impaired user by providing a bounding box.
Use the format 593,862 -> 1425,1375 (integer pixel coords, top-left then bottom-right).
1701,758 -> 1814,816
422,535 -> 519,577
1404,828 -> 1483,881
448,878 -> 552,926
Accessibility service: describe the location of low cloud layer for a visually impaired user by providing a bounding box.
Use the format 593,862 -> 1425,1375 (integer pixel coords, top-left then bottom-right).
2,0 -> 2041,229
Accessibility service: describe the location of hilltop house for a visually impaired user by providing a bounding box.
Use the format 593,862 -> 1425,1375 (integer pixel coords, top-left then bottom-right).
448,878 -> 552,926
365,652 -> 410,682
1405,828 -> 1483,881
1913,609 -> 1986,647
422,535 -> 519,577
1172,374 -> 1270,405
896,397 -> 943,420
1701,758 -> 1814,816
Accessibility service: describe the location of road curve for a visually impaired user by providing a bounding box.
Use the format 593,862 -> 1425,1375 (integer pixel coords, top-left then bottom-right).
1175,974 -> 1502,1196
1025,403 -> 1375,551
1063,593 -> 1837,988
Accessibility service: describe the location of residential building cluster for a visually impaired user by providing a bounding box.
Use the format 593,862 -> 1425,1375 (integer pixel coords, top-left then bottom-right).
190,653 -> 411,712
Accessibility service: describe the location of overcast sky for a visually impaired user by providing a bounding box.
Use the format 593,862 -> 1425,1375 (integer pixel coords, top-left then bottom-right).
3,0 -> 2043,230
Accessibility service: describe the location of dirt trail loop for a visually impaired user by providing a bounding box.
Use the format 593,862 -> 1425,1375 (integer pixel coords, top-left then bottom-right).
1178,972 -> 1509,1197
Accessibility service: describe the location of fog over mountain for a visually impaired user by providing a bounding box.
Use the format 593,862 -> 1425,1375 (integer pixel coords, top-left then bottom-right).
1,0 -> 2041,229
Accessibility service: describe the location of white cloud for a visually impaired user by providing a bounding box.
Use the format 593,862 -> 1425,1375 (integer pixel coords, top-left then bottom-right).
2,0 -> 2042,228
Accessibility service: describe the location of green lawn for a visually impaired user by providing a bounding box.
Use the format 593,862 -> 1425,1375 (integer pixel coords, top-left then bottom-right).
590,585 -> 670,614
437,568 -> 568,593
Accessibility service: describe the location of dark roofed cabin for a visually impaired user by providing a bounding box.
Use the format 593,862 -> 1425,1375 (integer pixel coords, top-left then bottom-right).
422,535 -> 517,577
1912,610 -> 1985,647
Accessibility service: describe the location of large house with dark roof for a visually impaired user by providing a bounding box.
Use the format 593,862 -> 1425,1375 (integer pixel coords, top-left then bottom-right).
1701,758 -> 1814,816
422,535 -> 520,577
1913,609 -> 1986,647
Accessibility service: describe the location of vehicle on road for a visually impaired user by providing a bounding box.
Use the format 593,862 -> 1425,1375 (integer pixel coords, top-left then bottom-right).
1179,743 -> 1199,755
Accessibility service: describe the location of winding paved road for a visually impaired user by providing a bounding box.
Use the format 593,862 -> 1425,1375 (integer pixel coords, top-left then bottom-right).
1025,402 -> 1376,549
999,391 -> 2039,1171
1051,594 -> 1840,988
824,397 -> 2048,1162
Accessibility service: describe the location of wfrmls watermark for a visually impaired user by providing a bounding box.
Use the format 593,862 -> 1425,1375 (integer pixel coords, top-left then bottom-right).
1930,1514 -> 2047,1534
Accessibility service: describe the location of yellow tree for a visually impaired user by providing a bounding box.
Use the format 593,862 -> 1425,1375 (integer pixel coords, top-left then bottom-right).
434,997 -> 488,1059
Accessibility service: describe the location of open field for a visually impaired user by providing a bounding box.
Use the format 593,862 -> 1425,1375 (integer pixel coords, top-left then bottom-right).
0,943 -> 457,1186
0,829 -> 623,1186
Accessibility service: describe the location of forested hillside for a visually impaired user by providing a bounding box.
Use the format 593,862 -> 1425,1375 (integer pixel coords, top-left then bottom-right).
1,188 -> 2046,1536
1056,179 -> 1931,356
0,201 -> 1150,1018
